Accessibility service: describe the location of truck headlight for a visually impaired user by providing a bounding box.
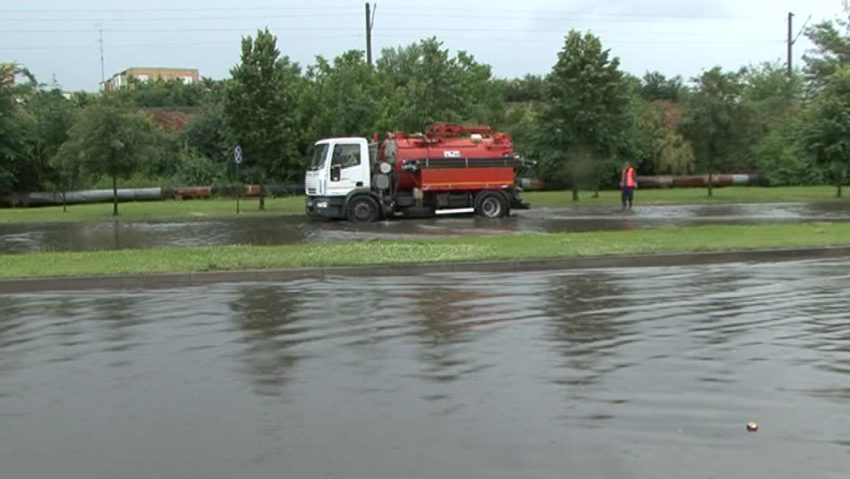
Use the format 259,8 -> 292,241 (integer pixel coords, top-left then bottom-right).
316,201 -> 328,209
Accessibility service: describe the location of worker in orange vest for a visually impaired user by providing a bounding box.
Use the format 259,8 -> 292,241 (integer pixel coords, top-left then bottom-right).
620,162 -> 637,209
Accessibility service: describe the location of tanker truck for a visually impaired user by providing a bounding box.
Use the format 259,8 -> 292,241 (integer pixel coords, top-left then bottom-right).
304,123 -> 530,222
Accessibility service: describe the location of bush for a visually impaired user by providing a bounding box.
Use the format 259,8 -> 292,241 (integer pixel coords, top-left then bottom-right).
753,126 -> 823,186
174,148 -> 220,186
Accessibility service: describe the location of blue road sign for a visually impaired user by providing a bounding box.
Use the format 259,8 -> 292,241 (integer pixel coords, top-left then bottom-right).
234,145 -> 243,164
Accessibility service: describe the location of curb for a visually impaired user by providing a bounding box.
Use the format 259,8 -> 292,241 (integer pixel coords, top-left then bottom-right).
2,246 -> 850,293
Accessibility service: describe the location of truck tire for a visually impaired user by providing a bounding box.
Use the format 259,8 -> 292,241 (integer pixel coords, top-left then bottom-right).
474,191 -> 509,218
346,195 -> 380,223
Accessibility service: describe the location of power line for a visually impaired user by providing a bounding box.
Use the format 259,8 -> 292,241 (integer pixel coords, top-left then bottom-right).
0,26 -> 784,36
0,10 -> 758,25
0,13 -> 360,23
0,4 -> 757,20
0,5 -> 356,13
376,34 -> 783,45
0,36 -> 362,51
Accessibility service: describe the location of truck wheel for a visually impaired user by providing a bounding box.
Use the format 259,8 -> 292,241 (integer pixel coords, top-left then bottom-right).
475,191 -> 508,218
346,196 -> 380,223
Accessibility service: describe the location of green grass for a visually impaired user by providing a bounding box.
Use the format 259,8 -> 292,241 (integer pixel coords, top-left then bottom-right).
0,196 -> 306,224
2,222 -> 849,279
1,186 -> 846,224
525,186 -> 848,208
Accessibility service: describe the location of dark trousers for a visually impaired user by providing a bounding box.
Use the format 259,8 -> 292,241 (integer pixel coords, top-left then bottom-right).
621,187 -> 634,208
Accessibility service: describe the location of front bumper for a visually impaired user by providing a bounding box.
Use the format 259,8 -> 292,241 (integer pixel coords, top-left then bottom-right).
305,196 -> 346,219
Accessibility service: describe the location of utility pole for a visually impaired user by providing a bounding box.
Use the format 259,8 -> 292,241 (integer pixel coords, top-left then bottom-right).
787,12 -> 794,82
786,13 -> 811,91
97,23 -> 105,88
365,3 -> 376,66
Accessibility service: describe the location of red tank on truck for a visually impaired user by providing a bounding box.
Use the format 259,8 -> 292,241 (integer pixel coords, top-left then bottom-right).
304,123 -> 533,222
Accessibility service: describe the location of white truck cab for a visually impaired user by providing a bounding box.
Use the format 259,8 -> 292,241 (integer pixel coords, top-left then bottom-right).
305,138 -> 377,220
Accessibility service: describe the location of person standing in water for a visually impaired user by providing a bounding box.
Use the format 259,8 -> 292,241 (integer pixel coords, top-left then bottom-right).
620,162 -> 637,209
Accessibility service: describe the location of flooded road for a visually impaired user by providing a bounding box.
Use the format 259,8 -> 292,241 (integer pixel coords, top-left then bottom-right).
1,201 -> 849,253
2,259 -> 850,478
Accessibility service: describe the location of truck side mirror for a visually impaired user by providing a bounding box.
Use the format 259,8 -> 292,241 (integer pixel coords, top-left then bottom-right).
330,164 -> 341,182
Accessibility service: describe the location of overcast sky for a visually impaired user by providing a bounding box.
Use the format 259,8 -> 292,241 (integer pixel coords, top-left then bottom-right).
1,0 -> 847,91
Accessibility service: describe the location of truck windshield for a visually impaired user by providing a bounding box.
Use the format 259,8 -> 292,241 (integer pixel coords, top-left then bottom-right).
307,144 -> 329,171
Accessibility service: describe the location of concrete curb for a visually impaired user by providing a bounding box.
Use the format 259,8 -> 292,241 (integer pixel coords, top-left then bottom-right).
3,246 -> 850,293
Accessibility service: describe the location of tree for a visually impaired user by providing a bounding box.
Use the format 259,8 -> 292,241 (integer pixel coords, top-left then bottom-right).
804,20 -> 850,89
639,71 -> 686,102
635,99 -> 695,175
501,74 -> 545,103
0,63 -> 37,194
799,66 -> 850,197
59,99 -> 162,215
120,77 -> 207,108
51,135 -> 87,212
225,28 -> 302,210
683,67 -> 753,197
302,50 -> 378,139
753,115 -> 819,186
538,30 -> 632,200
25,88 -> 77,198
182,98 -> 233,176
374,38 -> 503,132
741,62 -> 808,186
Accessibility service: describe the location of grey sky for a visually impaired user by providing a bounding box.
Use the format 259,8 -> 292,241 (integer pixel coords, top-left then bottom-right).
1,0 -> 846,91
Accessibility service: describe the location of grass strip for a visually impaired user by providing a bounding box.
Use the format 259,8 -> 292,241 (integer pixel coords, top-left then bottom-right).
0,196 -> 305,224
1,186 -> 847,224
2,222 -> 849,279
526,186 -> 848,207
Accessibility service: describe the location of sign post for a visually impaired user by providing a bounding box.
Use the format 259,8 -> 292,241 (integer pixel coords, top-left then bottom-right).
234,145 -> 243,215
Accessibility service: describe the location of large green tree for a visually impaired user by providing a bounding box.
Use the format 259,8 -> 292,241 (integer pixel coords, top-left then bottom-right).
683,67 -> 753,197
634,99 -> 694,176
374,38 -> 503,132
225,28 -> 302,209
25,88 -> 77,195
804,20 -> 850,89
800,66 -> 850,197
57,99 -> 162,215
741,62 -> 809,186
538,30 -> 632,200
302,50 -> 378,139
0,64 -> 38,194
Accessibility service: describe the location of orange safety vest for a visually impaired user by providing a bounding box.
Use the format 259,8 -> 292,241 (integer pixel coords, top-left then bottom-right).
622,167 -> 636,188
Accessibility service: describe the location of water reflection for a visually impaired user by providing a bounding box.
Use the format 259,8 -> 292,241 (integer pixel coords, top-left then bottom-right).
545,272 -> 633,389
228,285 -> 304,397
0,296 -> 25,376
2,260 -> 850,478
406,287 -> 494,385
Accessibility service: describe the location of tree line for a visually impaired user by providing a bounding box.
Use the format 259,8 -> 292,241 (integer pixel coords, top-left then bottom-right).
2,21 -> 850,213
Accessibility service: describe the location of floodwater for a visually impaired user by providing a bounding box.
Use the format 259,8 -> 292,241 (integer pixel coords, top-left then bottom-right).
1,201 -> 849,254
2,259 -> 850,478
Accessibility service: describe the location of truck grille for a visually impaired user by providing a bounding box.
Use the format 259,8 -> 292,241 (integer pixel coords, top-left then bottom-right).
307,188 -> 317,195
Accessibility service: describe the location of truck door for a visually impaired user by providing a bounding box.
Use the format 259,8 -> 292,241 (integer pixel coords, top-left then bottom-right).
327,141 -> 369,196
